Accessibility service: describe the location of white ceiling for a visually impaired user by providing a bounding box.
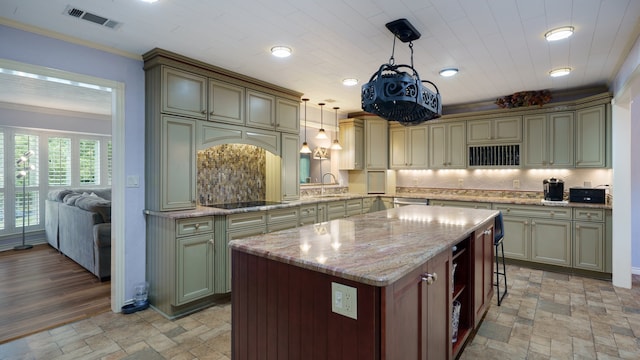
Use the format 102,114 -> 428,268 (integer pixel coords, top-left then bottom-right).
1,0 -> 639,115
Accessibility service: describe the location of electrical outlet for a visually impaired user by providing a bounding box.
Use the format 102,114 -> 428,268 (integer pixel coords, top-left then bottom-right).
513,179 -> 520,189
332,282 -> 357,319
584,180 -> 592,187
458,179 -> 464,188
413,178 -> 418,186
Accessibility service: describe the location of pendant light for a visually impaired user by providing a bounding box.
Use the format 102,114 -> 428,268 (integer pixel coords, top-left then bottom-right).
316,103 -> 328,139
300,98 -> 312,153
330,106 -> 342,150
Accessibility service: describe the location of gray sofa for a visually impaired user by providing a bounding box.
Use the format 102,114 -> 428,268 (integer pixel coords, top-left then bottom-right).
45,188 -> 111,281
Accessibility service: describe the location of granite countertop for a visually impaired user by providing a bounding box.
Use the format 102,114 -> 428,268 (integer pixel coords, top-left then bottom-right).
394,192 -> 612,209
229,205 -> 499,287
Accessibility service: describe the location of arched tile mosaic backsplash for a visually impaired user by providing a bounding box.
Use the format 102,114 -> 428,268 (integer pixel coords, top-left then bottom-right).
197,144 -> 266,205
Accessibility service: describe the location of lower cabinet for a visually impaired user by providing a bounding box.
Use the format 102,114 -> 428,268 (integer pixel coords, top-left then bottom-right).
530,219 -> 572,266
146,214 -> 218,318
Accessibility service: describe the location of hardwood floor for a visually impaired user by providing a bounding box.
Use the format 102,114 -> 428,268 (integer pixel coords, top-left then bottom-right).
0,244 -> 110,344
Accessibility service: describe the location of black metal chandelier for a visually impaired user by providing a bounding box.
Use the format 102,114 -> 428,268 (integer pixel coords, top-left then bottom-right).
361,19 -> 442,126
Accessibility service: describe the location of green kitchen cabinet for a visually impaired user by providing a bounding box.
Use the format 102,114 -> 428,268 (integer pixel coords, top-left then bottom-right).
275,97 -> 300,134
523,112 -> 574,168
339,119 -> 364,170
573,208 -> 606,272
501,216 -> 530,260
246,89 -> 276,130
530,218 -> 572,267
156,115 -> 196,211
575,105 -> 606,168
281,133 -> 300,200
365,118 -> 389,169
207,79 -> 244,125
429,200 -> 492,209
176,232 -> 216,305
162,66 -> 208,120
389,123 -> 428,169
429,121 -> 466,169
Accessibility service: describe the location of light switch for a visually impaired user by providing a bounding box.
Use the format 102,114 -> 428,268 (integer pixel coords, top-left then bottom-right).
126,175 -> 139,188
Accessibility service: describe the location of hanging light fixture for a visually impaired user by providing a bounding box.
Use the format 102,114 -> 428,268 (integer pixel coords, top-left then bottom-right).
299,98 -> 312,153
316,102 -> 328,139
330,106 -> 342,150
361,18 -> 442,126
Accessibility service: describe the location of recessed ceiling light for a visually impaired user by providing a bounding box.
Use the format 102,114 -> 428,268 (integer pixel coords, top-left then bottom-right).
545,26 -> 574,41
342,78 -> 358,86
549,68 -> 572,77
270,46 -> 292,58
140,0 -> 158,3
439,68 -> 459,77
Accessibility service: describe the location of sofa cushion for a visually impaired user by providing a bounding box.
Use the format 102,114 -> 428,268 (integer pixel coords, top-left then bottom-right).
63,193 -> 83,205
75,196 -> 112,223
49,189 -> 75,202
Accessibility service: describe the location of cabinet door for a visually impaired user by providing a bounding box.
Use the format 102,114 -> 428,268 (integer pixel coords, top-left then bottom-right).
575,105 -> 606,167
226,226 -> 267,292
573,221 -> 604,271
281,133 -> 300,200
473,223 -> 493,327
549,112 -> 574,168
467,120 -> 492,143
366,119 -> 388,169
389,126 -> 408,168
408,126 -> 428,168
502,216 -> 529,260
162,67 -> 207,119
447,122 -> 466,168
523,115 -> 547,167
426,250 -> 451,360
494,116 -> 522,142
208,79 -> 244,124
161,115 -> 196,210
246,90 -> 276,130
276,97 -> 300,134
429,124 -> 447,169
175,233 -> 215,305
339,120 -> 364,170
530,219 -> 571,266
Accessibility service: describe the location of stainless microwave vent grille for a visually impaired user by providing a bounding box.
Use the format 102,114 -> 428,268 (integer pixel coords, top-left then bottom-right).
468,144 -> 520,167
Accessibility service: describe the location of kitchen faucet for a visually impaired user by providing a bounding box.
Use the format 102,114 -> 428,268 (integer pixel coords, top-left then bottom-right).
321,172 -> 337,195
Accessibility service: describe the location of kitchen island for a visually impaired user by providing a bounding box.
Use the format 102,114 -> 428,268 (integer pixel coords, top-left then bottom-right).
229,205 -> 499,359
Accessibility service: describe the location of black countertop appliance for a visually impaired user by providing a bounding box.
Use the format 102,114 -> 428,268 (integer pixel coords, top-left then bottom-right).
543,178 -> 564,201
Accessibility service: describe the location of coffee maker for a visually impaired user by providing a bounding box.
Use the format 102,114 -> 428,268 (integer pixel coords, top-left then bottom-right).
543,178 -> 564,201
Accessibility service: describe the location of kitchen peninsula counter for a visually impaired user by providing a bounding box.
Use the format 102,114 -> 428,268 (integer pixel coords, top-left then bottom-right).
230,205 -> 499,359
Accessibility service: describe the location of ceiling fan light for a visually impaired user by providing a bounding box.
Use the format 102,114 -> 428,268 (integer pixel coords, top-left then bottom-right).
342,78 -> 358,86
270,46 -> 292,58
439,68 -> 458,77
545,26 -> 574,41
549,68 -> 572,77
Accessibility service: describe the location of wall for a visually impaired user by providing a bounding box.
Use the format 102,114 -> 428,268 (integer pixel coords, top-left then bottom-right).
0,24 -> 146,303
197,144 -> 266,204
396,168 -> 612,195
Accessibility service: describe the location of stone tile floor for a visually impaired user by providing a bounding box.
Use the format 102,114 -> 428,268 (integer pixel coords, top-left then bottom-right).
1,265 -> 639,359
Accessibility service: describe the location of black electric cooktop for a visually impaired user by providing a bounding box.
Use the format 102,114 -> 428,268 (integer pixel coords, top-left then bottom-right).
204,201 -> 283,210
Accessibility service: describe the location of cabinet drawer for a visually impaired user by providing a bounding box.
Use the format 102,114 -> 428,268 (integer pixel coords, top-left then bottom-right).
268,208 -> 299,224
176,217 -> 214,237
227,212 -> 267,231
300,204 -> 317,218
493,204 -> 571,220
327,200 -> 346,214
362,197 -> 375,213
346,199 -> 363,216
572,208 -> 604,222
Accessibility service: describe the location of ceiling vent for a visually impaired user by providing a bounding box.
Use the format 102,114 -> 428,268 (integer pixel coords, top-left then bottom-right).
63,5 -> 122,30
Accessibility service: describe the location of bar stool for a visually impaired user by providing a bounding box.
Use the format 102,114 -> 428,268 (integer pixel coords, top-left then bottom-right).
494,212 -> 507,306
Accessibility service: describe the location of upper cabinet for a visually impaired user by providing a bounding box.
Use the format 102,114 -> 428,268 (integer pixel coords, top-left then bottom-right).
365,118 -> 388,169
246,90 -> 276,130
429,121 -> 466,169
575,105 -> 606,168
467,116 -> 522,144
389,124 -> 428,169
208,79 -> 245,125
162,67 -> 208,120
523,112 -> 574,168
275,98 -> 300,134
339,119 -> 364,170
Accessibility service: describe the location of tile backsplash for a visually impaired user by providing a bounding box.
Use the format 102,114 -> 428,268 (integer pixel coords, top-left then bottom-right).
197,144 -> 266,205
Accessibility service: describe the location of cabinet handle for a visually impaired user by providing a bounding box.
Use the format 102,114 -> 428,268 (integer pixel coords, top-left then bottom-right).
210,111 -> 215,115
194,223 -> 200,230
576,224 -> 580,229
208,238 -> 214,245
421,272 -> 437,285
531,221 -> 536,226
201,110 -> 207,115
587,212 -> 591,219
550,211 -> 555,217
524,220 -> 529,225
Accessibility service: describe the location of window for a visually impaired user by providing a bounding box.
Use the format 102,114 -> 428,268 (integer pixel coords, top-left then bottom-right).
48,137 -> 71,186
0,131 -> 4,231
15,133 -> 39,227
79,139 -> 100,185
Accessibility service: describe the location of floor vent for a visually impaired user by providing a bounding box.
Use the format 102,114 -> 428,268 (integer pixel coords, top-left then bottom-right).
63,5 -> 122,30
